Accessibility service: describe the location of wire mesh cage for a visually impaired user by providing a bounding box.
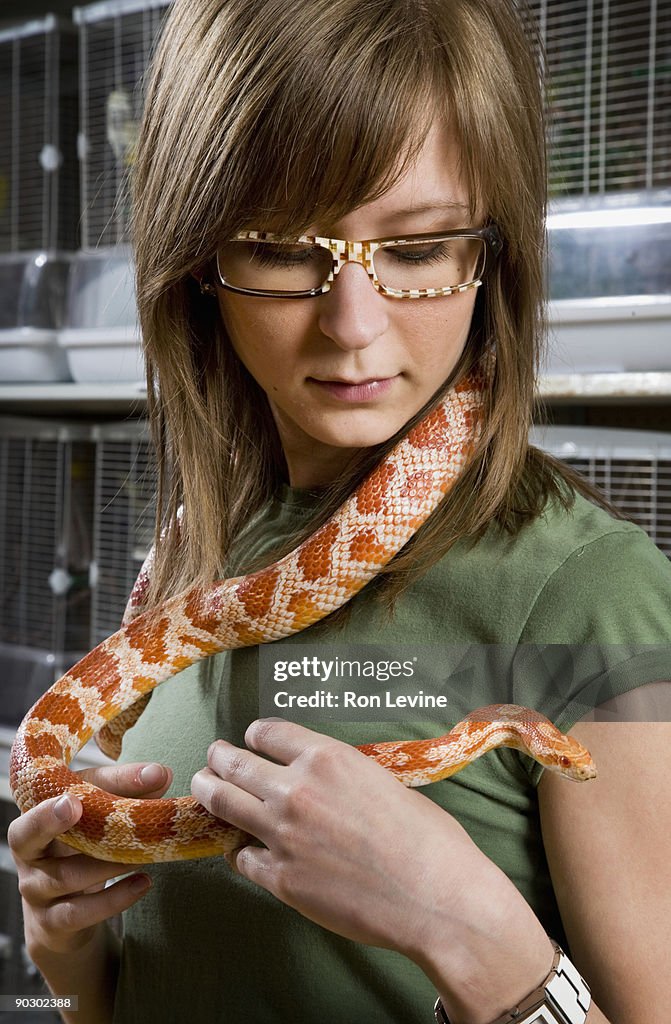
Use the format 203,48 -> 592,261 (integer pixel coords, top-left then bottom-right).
74,0 -> 171,249
531,0 -> 671,198
0,418 -> 95,654
70,0 -> 671,239
91,419 -> 156,646
0,16 -> 79,253
531,424 -> 671,557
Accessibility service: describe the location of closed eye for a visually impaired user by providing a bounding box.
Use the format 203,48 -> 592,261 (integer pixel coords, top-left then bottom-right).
251,243 -> 319,268
384,242 -> 454,265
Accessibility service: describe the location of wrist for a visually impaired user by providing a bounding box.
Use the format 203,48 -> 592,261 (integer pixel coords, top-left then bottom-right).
434,939 -> 592,1024
409,859 -> 556,1024
425,930 -> 556,1024
27,921 -> 117,966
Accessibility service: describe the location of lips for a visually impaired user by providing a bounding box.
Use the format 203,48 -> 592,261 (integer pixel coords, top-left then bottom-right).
308,375 -> 398,402
310,375 -> 394,386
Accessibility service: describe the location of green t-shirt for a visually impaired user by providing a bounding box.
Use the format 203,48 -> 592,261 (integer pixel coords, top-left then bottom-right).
113,488 -> 671,1024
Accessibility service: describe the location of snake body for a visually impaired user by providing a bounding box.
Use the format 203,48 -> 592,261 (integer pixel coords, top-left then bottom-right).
9,359 -> 596,864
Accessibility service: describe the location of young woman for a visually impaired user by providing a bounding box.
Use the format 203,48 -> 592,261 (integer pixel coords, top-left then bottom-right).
9,1 -> 671,1022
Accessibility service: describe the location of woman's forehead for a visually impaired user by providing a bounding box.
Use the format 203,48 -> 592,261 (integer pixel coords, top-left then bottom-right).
252,120 -> 479,235
324,125 -> 469,228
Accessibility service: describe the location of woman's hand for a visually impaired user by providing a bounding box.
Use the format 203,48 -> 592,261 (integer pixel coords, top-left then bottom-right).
8,762 -> 172,960
191,718 -> 507,960
192,718 -> 556,1019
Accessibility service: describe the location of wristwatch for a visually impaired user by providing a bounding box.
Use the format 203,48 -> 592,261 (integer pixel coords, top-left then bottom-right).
434,940 -> 591,1024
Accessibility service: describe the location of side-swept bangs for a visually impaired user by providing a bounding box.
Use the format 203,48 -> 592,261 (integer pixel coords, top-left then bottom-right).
134,0 -> 544,280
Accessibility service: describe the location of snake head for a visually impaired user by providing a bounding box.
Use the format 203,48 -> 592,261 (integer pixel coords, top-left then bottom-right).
551,733 -> 597,782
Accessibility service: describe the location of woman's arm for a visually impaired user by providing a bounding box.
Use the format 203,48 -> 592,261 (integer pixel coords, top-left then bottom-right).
192,719 -> 617,1023
8,762 -> 171,1024
31,923 -> 121,1024
537,684 -> 671,1024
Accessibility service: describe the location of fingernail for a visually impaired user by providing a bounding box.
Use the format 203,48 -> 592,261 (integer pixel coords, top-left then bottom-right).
139,764 -> 165,787
129,874 -> 152,893
53,795 -> 73,821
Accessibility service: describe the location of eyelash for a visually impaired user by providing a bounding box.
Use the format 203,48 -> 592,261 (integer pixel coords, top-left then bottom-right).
253,246 -> 317,268
391,243 -> 453,265
251,242 -> 454,268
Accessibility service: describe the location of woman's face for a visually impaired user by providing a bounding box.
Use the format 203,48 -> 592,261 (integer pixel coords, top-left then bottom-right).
215,121 -> 481,487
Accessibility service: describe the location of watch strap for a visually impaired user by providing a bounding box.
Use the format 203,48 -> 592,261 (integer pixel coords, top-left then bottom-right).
434,940 -> 591,1024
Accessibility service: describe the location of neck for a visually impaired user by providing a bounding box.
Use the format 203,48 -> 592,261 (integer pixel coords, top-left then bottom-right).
285,448 -> 359,489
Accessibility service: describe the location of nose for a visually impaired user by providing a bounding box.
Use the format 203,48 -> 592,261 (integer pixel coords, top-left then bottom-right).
317,261 -> 389,351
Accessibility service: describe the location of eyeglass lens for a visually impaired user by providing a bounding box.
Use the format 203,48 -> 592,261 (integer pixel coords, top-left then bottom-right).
217,237 -> 486,293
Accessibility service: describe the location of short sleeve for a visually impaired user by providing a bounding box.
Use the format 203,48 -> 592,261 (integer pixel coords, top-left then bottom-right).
515,527 -> 671,786
520,526 -> 671,645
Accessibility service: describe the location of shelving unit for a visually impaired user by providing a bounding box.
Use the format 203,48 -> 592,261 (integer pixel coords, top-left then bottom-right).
535,373 -> 671,404
3,374 -> 671,413
0,382 -> 147,414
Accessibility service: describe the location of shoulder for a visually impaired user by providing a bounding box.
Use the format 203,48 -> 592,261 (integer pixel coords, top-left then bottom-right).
499,487 -> 650,572
426,487 -> 671,644
514,490 -> 671,643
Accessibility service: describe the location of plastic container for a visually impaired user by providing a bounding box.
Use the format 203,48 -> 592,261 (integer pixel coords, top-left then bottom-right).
0,643 -> 86,729
544,190 -> 671,374
546,295 -> 671,374
0,252 -> 73,381
58,246 -> 144,382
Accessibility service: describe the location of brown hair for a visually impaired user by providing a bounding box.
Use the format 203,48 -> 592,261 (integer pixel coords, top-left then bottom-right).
131,0 -> 626,612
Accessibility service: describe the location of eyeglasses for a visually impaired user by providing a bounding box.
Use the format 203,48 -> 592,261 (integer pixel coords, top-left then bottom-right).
215,225 -> 503,299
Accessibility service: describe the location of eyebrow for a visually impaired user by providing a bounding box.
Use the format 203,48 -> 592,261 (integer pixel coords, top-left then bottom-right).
387,201 -> 470,217
310,200 -> 472,238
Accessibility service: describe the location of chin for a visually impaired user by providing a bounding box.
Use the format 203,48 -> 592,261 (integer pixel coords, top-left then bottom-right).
314,420 -> 407,450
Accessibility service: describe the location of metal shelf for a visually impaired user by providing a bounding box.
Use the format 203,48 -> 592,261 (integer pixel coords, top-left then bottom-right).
536,372 -> 671,404
0,382 -> 147,415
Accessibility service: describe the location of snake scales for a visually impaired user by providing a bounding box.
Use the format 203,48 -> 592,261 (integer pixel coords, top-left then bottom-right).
9,358 -> 596,864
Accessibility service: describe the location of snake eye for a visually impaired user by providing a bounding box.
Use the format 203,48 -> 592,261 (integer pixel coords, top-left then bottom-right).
559,755 -> 571,768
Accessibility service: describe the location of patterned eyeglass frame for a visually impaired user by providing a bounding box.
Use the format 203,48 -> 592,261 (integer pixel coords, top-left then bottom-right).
214,224 -> 503,299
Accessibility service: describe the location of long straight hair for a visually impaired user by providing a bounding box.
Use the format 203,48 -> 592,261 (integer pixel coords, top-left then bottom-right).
131,0 -> 626,613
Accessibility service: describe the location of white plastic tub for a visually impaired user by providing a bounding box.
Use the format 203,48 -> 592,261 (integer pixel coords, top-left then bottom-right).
0,328 -> 71,382
59,324 -> 144,382
544,191 -> 671,374
58,246 -> 144,382
545,295 -> 671,374
0,253 -> 73,382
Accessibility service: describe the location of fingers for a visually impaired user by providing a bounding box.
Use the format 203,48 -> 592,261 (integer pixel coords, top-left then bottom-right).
206,740 -> 279,799
206,723 -> 366,807
75,761 -> 173,799
41,873 -> 153,940
196,737 -> 288,840
8,788 -> 156,957
198,724 -> 350,844
191,765 -> 266,837
243,718 -> 332,765
18,850 -> 144,908
8,794 -> 85,866
8,762 -> 172,865
226,844 -> 274,886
